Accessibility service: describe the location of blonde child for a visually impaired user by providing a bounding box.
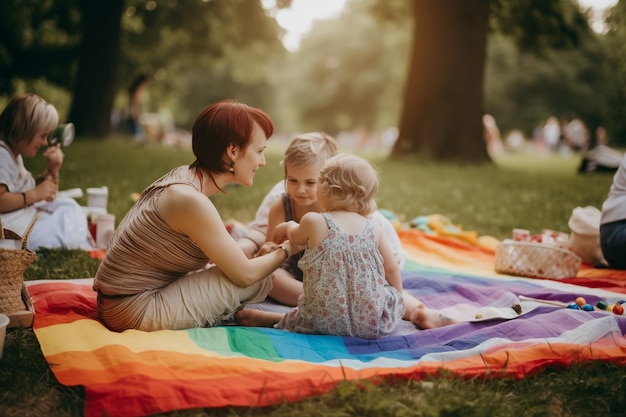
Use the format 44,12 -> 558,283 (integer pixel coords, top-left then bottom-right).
236,132 -> 336,259
0,93 -> 90,250
236,154 -> 456,338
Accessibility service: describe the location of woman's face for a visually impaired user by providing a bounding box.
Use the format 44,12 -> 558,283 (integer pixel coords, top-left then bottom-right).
13,128 -> 49,158
233,122 -> 268,186
284,162 -> 323,208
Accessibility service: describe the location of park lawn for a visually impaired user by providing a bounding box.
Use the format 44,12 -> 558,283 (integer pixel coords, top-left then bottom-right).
1,138 -> 624,417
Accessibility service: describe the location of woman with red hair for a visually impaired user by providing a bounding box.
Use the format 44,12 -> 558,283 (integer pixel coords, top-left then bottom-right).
93,99 -> 297,332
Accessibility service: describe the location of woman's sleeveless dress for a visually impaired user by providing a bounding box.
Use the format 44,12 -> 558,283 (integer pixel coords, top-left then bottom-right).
93,166 -> 272,331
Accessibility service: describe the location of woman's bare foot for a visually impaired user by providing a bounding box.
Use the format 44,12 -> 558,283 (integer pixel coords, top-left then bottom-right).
409,304 -> 458,330
234,308 -> 283,327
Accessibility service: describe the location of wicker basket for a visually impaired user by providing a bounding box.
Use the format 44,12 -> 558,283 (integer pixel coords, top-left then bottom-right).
0,213 -> 38,314
494,240 -> 582,279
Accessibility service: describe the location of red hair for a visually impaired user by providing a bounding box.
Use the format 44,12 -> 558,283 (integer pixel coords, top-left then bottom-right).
190,99 -> 274,174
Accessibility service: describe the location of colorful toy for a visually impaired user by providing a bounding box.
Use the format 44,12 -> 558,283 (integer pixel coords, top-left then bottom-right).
518,295 -> 624,316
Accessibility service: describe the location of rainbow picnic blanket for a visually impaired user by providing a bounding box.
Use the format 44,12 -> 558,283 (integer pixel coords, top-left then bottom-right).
30,227 -> 626,417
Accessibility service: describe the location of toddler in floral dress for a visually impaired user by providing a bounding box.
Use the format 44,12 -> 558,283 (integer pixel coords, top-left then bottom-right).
236,154 -> 405,339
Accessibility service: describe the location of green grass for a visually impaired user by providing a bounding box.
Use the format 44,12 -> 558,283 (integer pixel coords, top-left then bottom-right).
1,139 -> 624,416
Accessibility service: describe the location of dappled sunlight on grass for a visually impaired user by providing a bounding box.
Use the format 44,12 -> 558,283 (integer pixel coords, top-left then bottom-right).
493,152 -> 583,175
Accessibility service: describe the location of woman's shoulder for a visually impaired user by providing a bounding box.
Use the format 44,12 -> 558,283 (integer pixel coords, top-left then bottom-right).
149,165 -> 193,188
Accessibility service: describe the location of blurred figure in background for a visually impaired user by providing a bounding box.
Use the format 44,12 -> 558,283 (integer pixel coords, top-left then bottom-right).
543,116 -> 561,152
563,117 -> 589,152
578,126 -> 623,174
483,114 -> 504,155
126,73 -> 151,142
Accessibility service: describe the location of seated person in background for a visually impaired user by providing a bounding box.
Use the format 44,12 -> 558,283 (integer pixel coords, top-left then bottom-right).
578,126 -> 623,174
600,152 -> 626,269
0,93 -> 90,250
236,155 -> 455,337
237,132 -> 405,306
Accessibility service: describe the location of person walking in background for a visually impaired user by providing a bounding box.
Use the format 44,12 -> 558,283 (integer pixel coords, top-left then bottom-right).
126,73 -> 151,141
93,99 -> 298,332
0,93 -> 91,250
483,114 -> 504,155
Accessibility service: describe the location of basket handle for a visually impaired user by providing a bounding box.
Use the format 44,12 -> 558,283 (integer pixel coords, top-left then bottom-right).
20,212 -> 41,249
0,211 -> 41,249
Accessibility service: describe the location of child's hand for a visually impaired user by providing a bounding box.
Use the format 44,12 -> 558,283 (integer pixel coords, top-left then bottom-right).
255,241 -> 278,257
43,143 -> 64,174
34,177 -> 59,202
272,222 -> 290,244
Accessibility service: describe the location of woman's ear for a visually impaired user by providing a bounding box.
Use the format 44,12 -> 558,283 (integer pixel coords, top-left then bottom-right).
227,145 -> 238,160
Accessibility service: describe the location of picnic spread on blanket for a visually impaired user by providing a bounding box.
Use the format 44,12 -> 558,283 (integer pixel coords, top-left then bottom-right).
21,213 -> 626,417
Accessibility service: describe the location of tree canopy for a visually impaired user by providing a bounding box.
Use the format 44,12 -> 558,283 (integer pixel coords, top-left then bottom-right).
0,0 -> 624,152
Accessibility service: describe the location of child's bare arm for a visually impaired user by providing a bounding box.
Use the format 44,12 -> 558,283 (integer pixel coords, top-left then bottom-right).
265,199 -> 286,243
377,223 -> 403,293
272,221 -> 293,244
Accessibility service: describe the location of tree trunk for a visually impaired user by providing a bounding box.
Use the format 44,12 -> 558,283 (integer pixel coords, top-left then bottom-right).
391,0 -> 491,163
68,0 -> 124,138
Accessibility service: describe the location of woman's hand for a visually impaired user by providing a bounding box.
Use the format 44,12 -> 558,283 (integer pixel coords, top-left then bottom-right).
280,239 -> 298,259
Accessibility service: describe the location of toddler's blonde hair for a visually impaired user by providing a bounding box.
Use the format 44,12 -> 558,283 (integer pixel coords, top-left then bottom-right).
318,154 -> 378,216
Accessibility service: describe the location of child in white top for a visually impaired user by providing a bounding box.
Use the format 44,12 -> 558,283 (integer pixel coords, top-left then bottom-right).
0,93 -> 90,250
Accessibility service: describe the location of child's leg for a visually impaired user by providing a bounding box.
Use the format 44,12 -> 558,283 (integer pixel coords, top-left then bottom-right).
402,291 -> 457,329
235,308 -> 284,327
236,228 -> 265,258
268,268 -> 304,306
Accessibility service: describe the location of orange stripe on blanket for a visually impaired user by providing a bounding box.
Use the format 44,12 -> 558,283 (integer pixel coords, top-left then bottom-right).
76,338 -> 626,416
47,345 -> 360,386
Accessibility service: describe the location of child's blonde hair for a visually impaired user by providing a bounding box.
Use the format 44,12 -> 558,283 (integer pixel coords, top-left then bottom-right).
0,94 -> 59,148
281,132 -> 337,173
318,154 -> 378,216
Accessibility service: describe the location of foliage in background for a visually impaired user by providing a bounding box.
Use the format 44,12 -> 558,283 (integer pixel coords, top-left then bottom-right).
1,0 -> 626,146
484,32 -> 611,138
273,0 -> 624,147
118,0 -> 287,128
602,0 -> 626,145
273,0 -> 411,135
0,0 -> 285,136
